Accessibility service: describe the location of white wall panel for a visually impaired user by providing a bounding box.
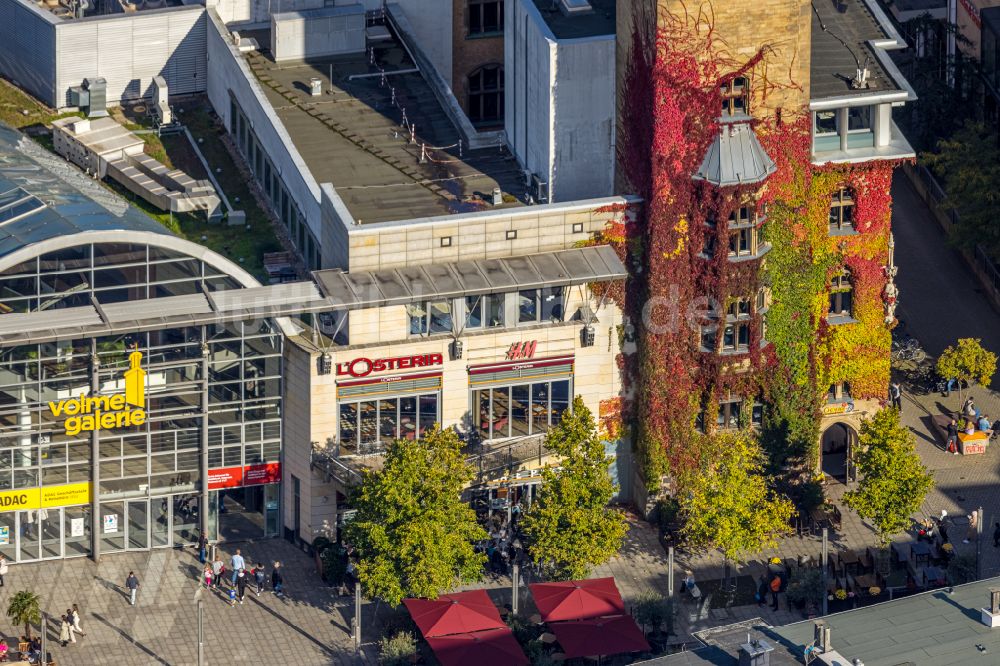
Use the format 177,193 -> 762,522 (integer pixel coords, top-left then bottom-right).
0,0 -> 57,106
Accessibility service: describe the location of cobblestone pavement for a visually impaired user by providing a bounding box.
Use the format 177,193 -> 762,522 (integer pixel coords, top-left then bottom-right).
0,540 -> 375,666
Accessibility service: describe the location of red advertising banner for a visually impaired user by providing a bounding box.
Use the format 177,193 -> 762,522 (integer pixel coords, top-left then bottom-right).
207,463 -> 282,490
244,462 -> 281,486
207,466 -> 243,490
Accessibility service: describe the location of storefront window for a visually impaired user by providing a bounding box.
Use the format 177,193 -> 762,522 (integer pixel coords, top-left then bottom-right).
465,294 -> 504,328
474,379 -> 571,440
338,393 -> 440,451
518,288 -> 564,324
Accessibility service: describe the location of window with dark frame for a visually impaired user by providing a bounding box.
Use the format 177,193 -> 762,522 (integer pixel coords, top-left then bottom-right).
721,76 -> 749,116
468,64 -> 504,125
829,187 -> 855,231
829,269 -> 853,318
468,0 -> 503,36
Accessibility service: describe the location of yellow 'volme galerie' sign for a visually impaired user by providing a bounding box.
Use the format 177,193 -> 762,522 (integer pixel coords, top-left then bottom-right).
48,351 -> 147,436
0,482 -> 91,511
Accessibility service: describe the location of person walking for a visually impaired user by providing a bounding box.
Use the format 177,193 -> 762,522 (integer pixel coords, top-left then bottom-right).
203,564 -> 214,589
64,609 -> 77,643
59,614 -> 71,647
271,561 -> 284,597
71,604 -> 85,636
197,530 -> 208,564
0,554 -> 8,588
253,562 -> 266,597
965,510 -> 979,544
756,575 -> 769,608
947,419 -> 959,455
889,382 -> 902,411
211,555 -> 224,589
125,571 -> 140,606
236,569 -> 248,605
230,549 -> 245,586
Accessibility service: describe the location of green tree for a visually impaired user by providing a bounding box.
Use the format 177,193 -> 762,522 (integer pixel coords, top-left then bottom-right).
679,430 -> 794,564
843,408 -> 934,546
522,397 -> 627,581
936,337 -> 998,401
6,590 -> 41,641
344,426 -> 486,606
923,122 -> 1000,256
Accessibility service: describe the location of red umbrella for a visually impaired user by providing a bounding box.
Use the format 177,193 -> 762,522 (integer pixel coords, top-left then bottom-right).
403,590 -> 505,638
529,577 -> 625,622
426,627 -> 529,666
550,614 -> 651,658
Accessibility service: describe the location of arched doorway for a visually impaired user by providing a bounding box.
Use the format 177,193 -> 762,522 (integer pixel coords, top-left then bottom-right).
821,422 -> 857,484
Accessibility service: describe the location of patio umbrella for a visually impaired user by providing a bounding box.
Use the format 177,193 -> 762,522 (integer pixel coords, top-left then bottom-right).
403,590 -> 505,638
550,614 -> 651,658
529,577 -> 625,622
425,627 -> 529,666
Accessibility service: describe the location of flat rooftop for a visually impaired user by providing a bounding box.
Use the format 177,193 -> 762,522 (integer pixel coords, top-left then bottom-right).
530,0 -> 616,40
243,27 -> 526,225
810,0 -> 906,101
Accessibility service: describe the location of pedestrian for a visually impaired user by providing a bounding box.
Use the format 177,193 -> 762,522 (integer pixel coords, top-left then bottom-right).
125,571 -> 140,606
59,614 -> 71,647
203,564 -> 213,589
236,568 -> 248,605
230,548 -> 245,586
228,586 -> 237,608
965,510 -> 979,544
253,562 -> 266,596
889,382 -> 902,411
212,554 -> 224,589
197,529 -> 207,564
993,522 -> 1000,548
756,575 -> 768,607
64,609 -> 77,643
271,561 -> 284,597
939,510 -> 950,543
71,603 -> 85,636
947,419 -> 959,455
0,553 -> 8,587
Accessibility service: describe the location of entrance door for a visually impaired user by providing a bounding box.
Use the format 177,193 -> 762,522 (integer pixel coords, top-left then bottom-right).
17,511 -> 39,561
127,500 -> 149,550
152,497 -> 170,548
40,508 -> 61,559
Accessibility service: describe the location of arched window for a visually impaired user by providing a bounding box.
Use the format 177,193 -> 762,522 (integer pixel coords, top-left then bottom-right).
468,65 -> 504,125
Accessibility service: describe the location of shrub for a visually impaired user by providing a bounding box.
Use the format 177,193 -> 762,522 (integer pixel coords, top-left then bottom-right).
947,553 -> 978,585
378,630 -> 417,666
634,591 -> 671,634
785,567 -> 825,608
312,536 -> 333,555
321,545 -> 348,586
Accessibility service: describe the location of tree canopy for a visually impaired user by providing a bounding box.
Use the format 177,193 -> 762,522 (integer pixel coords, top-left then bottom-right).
344,426 -> 487,606
936,338 -> 997,399
6,590 -> 40,641
522,396 -> 627,580
678,430 -> 794,563
843,408 -> 934,546
923,122 -> 1000,256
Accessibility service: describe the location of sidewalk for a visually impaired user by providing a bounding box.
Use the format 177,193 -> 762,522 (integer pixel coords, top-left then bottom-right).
0,540 -> 373,665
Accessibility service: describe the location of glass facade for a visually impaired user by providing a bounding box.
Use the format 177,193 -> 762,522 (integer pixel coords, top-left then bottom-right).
473,378 -> 570,440
0,241 -> 283,561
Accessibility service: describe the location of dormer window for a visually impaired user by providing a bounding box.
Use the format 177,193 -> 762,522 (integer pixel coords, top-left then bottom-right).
721,77 -> 749,117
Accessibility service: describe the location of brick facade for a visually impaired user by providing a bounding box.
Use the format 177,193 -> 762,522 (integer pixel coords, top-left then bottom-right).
452,0 -> 505,125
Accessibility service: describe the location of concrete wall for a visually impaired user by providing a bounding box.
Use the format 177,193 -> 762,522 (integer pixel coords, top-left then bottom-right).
506,0 -> 615,203
0,0 -> 57,107
270,5 -> 366,63
393,0 -> 453,88
206,10 -> 324,258
551,36 -> 616,202
54,6 -> 208,108
343,195 -> 635,272
506,0 -> 554,192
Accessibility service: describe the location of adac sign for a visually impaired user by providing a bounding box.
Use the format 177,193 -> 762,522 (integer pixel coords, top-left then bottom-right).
48,351 -> 147,436
0,483 -> 91,512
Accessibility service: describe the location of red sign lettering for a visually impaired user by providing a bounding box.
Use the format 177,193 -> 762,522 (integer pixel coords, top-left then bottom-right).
245,462 -> 281,485
506,340 -> 537,361
335,353 -> 444,378
207,466 -> 243,490
208,463 -> 282,490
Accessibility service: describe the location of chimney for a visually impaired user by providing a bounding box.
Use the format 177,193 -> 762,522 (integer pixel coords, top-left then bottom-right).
981,588 -> 1000,627
814,621 -> 831,652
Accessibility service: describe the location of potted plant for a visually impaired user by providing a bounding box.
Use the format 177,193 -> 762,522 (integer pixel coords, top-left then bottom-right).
785,567 -> 825,614
378,630 -> 419,665
6,591 -> 41,641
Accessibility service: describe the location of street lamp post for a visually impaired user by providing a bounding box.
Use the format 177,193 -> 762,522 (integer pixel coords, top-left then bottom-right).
194,587 -> 205,666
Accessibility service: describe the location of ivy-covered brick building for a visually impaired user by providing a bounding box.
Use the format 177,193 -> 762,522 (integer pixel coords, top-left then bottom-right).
613,0 -> 916,497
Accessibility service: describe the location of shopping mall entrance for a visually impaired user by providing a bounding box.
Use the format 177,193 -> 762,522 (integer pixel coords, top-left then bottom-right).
216,484 -> 280,542
0,505 -> 92,562
99,493 -> 200,554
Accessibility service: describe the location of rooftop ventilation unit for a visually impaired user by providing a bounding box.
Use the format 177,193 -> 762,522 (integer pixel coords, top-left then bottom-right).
558,0 -> 593,16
